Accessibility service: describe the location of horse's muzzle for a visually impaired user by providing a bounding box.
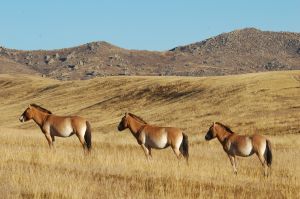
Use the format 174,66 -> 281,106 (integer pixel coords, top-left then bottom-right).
117,124 -> 125,131
19,115 -> 25,122
205,135 -> 211,141
117,126 -> 123,131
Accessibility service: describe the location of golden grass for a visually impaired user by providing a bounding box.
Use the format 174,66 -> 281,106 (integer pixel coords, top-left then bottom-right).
0,71 -> 299,198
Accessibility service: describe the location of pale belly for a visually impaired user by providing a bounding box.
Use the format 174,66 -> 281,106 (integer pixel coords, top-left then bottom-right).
225,137 -> 254,157
146,134 -> 168,149
235,140 -> 254,157
50,125 -> 74,137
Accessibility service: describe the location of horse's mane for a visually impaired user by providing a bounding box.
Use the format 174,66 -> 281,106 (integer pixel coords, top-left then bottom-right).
216,122 -> 235,134
30,104 -> 52,114
128,113 -> 147,124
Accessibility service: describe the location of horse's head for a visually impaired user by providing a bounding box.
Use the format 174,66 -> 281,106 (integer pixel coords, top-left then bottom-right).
19,105 -> 34,122
117,113 -> 129,131
205,122 -> 217,141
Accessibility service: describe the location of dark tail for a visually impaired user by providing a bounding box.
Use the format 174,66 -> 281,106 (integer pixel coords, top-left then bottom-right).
265,139 -> 272,167
179,133 -> 189,164
84,121 -> 92,151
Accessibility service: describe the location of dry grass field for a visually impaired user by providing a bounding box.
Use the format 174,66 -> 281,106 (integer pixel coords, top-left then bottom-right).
0,71 -> 299,198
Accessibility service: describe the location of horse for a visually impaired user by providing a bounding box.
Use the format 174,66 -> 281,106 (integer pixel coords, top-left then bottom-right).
204,122 -> 272,176
117,113 -> 189,163
19,104 -> 92,151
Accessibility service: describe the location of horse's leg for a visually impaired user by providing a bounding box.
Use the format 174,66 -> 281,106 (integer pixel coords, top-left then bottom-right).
141,144 -> 151,160
172,146 -> 183,166
172,146 -> 182,160
44,133 -> 53,148
257,153 -> 268,176
41,127 -> 53,148
234,156 -> 238,171
50,135 -> 56,151
76,134 -> 87,151
228,154 -> 237,175
51,135 -> 55,145
147,146 -> 152,159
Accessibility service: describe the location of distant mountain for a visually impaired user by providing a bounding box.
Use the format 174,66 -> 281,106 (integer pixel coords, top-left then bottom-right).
0,28 -> 299,80
171,28 -> 300,72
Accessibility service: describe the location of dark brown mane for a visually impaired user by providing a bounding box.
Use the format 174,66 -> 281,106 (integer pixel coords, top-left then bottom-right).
30,104 -> 52,114
216,122 -> 235,134
128,113 -> 147,124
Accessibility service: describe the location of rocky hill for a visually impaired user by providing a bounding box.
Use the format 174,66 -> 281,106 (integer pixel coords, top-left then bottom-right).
0,28 -> 299,80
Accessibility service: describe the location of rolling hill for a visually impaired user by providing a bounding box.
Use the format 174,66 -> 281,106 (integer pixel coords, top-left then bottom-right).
0,71 -> 299,198
0,56 -> 38,75
1,70 -> 299,135
0,28 -> 299,80
1,21 -> 300,198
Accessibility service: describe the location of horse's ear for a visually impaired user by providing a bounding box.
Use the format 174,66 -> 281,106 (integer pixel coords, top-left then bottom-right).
213,122 -> 215,126
125,112 -> 128,116
28,104 -> 32,109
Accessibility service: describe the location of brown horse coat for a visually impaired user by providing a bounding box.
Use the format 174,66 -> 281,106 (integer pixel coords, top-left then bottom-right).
118,113 -> 189,162
19,104 -> 92,151
205,122 -> 272,176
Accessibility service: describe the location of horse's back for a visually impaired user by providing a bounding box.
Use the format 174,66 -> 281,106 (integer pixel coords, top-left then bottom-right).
144,125 -> 181,134
48,115 -> 86,125
70,115 -> 87,125
165,126 -> 183,137
149,126 -> 182,136
251,134 -> 267,142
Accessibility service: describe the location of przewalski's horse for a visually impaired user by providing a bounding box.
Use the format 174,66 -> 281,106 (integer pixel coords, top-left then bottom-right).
19,104 -> 92,151
204,122 -> 272,176
117,113 -> 189,163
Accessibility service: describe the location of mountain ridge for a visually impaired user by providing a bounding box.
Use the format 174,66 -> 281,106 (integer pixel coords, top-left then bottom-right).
0,28 -> 299,80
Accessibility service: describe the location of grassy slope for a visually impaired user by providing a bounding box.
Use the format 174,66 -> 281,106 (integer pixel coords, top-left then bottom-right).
0,71 -> 299,198
0,57 -> 38,75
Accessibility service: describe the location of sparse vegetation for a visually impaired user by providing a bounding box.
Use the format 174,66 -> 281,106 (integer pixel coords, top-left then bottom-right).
0,71 -> 299,198
1,28 -> 300,80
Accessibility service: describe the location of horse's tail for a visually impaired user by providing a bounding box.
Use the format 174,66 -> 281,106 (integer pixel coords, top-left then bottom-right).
265,139 -> 272,167
84,121 -> 92,151
179,133 -> 189,164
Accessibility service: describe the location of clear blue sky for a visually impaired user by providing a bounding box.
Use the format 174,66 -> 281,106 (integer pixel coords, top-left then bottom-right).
0,0 -> 299,51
